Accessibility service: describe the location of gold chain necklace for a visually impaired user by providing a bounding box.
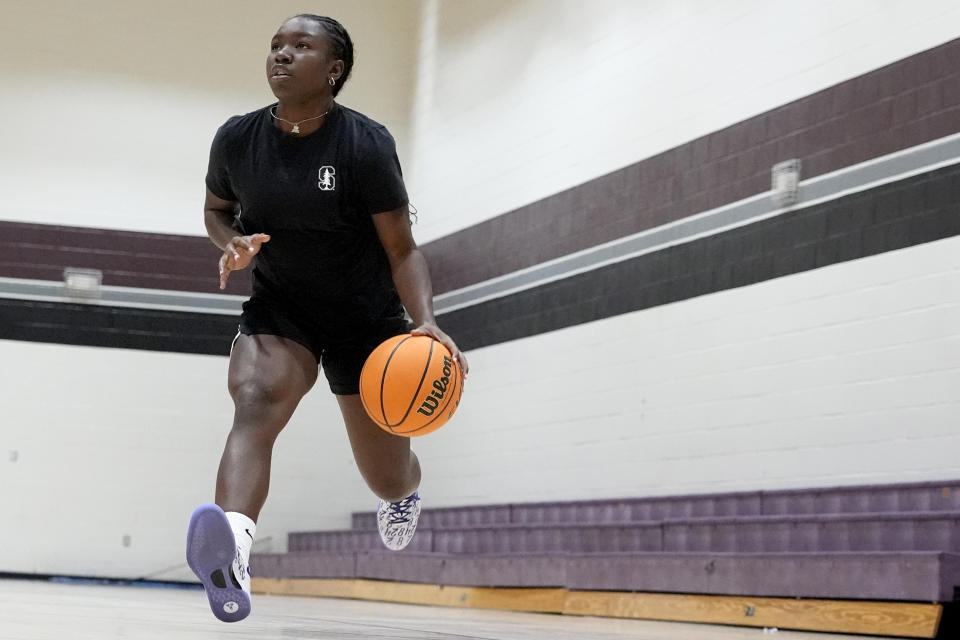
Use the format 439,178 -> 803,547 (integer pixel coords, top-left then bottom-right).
270,105 -> 332,134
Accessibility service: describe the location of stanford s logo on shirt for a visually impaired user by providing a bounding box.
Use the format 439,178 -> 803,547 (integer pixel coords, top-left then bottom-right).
318,166 -> 336,191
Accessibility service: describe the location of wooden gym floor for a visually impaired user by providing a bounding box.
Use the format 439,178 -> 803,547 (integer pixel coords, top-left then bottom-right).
0,578 -> 906,640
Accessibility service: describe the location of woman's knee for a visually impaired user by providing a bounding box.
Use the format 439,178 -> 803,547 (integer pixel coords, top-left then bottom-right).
227,334 -> 317,411
229,376 -> 294,410
227,375 -> 307,445
359,453 -> 420,502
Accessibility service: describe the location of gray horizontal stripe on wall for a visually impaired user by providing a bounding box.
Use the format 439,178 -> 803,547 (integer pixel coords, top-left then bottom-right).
0,277 -> 244,316
434,132 -> 960,315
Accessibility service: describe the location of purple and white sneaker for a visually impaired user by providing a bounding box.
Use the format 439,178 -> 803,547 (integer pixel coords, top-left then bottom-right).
186,503 -> 251,623
377,492 -> 422,551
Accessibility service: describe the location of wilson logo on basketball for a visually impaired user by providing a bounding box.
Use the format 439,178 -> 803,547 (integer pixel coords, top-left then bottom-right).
417,356 -> 453,416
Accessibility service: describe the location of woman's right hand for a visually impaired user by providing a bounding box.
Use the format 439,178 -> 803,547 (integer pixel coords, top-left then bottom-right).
219,233 -> 270,289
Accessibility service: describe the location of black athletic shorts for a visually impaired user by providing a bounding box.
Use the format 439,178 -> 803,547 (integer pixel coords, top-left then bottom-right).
236,294 -> 411,395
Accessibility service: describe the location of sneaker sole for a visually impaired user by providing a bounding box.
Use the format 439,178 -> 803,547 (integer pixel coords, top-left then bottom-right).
186,503 -> 250,623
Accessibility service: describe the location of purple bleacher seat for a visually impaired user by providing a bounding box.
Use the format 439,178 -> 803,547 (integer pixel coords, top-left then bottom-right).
760,481 -> 960,515
252,549 -> 960,603
441,554 -> 567,588
251,551 -> 356,579
298,511 -> 960,556
355,551 -> 444,583
565,551 -> 960,602
289,529 -> 434,553
433,505 -> 513,528
350,480 -> 960,529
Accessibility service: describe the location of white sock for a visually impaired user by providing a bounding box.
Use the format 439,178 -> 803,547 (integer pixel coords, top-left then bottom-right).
225,511 -> 256,569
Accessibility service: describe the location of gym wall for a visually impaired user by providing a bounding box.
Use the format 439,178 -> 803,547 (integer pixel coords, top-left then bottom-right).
1,1 -> 958,580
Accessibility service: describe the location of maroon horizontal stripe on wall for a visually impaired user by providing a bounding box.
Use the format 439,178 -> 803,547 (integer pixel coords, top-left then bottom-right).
0,222 -> 250,296
422,37 -> 960,294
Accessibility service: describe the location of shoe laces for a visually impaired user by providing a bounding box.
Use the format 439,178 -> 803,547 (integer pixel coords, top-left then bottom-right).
386,494 -> 418,525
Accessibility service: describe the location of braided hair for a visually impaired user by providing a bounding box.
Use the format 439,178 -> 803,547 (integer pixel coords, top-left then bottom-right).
293,14 -> 354,97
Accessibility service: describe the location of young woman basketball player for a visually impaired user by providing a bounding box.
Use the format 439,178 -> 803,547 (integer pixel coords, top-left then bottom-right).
185,14 -> 468,623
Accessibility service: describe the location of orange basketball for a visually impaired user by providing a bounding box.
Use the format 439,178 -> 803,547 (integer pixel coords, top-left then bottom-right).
359,334 -> 463,437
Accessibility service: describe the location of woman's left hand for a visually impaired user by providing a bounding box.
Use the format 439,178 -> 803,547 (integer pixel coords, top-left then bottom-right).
411,323 -> 469,378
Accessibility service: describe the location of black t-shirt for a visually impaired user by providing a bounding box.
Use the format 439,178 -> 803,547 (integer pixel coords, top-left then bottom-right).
206,103 -> 408,330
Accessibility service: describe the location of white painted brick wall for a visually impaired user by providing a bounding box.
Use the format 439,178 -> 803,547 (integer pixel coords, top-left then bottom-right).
407,0 -> 960,242
4,238 -> 955,578
0,342 -> 376,579
416,236 -> 960,505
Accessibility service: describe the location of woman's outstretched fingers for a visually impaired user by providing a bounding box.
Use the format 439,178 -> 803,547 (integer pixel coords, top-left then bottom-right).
218,234 -> 272,289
